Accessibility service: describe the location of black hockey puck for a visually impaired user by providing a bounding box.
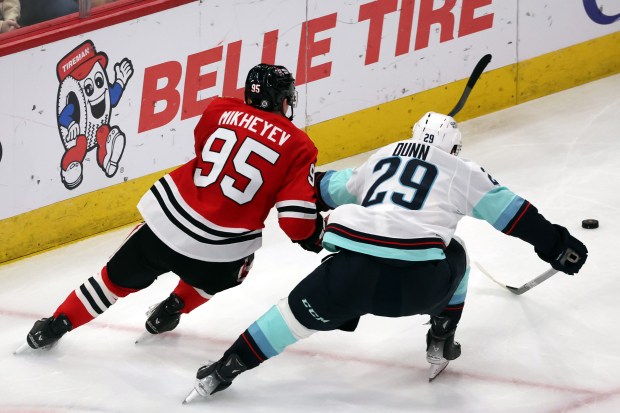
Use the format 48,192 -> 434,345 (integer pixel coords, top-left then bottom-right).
582,219 -> 599,229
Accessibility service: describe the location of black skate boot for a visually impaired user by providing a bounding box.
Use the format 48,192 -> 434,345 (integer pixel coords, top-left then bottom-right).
426,315 -> 461,381
145,293 -> 185,334
183,353 -> 247,403
26,314 -> 73,351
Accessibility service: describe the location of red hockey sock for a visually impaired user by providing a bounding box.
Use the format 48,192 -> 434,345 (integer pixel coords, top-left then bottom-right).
172,280 -> 212,314
54,266 -> 139,329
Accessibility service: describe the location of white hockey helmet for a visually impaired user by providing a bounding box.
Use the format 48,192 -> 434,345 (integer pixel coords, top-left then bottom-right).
412,111 -> 462,156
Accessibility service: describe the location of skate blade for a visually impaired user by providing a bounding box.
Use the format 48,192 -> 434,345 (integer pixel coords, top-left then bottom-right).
14,343 -> 31,355
428,360 -> 449,382
182,388 -> 201,404
134,331 -> 156,345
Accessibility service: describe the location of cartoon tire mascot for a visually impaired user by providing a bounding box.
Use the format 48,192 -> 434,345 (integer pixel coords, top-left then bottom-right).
56,40 -> 134,189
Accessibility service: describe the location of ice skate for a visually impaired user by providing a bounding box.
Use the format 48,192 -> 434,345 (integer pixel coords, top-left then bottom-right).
426,315 -> 461,382
16,315 -> 73,353
426,336 -> 452,382
135,293 -> 184,344
182,353 -> 247,404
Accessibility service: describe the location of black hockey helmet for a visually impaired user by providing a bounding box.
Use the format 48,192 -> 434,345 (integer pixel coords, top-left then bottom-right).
245,64 -> 297,120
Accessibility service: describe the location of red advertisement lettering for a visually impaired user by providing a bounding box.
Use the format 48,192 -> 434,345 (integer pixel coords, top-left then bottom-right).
358,0 -> 398,65
296,13 -> 337,85
223,41 -> 244,100
459,0 -> 494,37
181,46 -> 223,120
138,61 -> 182,133
415,0 -> 456,51
261,30 -> 279,64
396,0 -> 416,56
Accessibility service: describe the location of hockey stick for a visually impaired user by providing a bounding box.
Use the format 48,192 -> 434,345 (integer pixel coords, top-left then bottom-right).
447,54 -> 492,117
475,249 -> 581,295
505,267 -> 559,295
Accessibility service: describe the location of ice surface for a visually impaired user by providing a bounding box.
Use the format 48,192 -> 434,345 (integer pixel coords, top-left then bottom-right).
1,74 -> 619,412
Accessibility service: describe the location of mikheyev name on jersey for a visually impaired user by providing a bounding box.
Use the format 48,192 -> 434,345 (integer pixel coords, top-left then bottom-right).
219,110 -> 291,146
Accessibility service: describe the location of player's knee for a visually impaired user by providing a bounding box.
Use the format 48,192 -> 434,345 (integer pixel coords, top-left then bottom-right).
277,298 -> 317,339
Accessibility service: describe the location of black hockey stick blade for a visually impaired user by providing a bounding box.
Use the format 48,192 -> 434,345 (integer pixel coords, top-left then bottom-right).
447,54 -> 492,117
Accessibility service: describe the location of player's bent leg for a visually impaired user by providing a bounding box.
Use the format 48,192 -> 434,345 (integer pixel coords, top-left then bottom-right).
434,236 -> 470,356
144,281 -> 214,335
425,237 -> 469,380
144,253 -> 254,336
54,265 -> 138,328
189,298 -> 318,398
25,266 -> 139,351
286,252 -> 362,332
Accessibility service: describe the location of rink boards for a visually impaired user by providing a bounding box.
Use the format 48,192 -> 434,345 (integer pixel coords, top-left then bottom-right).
0,1 -> 619,262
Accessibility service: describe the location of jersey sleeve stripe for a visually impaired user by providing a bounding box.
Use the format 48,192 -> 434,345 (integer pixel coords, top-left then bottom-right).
503,202 -> 531,235
472,186 -> 525,230
278,211 -> 317,220
276,203 -> 317,220
275,200 -> 316,210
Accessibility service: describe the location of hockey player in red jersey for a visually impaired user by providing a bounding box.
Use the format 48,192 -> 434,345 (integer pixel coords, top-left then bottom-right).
20,63 -> 324,352
181,111 -> 588,403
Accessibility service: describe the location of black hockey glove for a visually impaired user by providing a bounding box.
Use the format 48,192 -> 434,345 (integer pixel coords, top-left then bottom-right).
535,224 -> 588,275
295,214 -> 325,253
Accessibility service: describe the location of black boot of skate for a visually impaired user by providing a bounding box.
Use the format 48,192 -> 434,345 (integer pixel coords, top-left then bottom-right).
184,353 -> 248,403
145,293 -> 184,334
426,315 -> 461,381
26,314 -> 73,350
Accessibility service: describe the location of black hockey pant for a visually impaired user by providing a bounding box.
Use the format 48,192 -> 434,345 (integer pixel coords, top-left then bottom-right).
107,223 -> 249,295
287,239 -> 467,332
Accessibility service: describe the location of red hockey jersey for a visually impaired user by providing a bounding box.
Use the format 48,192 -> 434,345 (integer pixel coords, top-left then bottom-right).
138,97 -> 319,262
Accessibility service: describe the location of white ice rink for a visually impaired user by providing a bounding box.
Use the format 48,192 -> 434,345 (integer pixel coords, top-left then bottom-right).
1,73 -> 619,413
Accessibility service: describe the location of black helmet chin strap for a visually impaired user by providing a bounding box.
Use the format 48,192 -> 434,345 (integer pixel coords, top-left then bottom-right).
280,98 -> 294,120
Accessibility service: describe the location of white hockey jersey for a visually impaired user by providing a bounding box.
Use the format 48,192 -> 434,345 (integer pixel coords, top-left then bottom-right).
318,139 -> 529,261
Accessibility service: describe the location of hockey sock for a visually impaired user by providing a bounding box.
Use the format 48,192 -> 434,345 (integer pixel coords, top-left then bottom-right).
437,302 -> 464,328
171,280 -> 212,314
220,301 -> 313,370
221,329 -> 268,370
53,266 -> 138,329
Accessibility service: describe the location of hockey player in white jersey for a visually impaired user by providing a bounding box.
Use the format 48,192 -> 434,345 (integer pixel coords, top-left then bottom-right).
182,111 -> 588,402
